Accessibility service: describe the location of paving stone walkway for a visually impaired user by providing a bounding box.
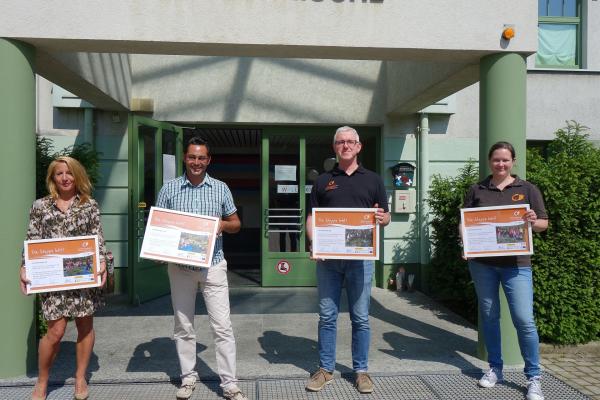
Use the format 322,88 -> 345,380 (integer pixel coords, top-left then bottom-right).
542,349 -> 600,400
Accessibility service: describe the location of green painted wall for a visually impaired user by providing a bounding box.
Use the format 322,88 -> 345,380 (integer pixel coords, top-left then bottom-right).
94,119 -> 129,294
0,39 -> 37,377
381,129 -> 478,289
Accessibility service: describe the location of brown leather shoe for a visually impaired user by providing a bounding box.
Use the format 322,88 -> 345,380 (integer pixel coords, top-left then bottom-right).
305,368 -> 333,392
355,372 -> 374,393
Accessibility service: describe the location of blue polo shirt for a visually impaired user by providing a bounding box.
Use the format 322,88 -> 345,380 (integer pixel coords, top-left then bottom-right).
310,164 -> 389,212
156,173 -> 237,266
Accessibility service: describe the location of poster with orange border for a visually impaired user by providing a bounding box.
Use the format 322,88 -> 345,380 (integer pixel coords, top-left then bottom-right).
140,207 -> 219,268
312,208 -> 379,260
24,235 -> 101,294
460,204 -> 533,258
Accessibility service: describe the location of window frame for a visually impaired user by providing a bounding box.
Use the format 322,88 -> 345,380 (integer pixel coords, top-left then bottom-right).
536,0 -> 582,69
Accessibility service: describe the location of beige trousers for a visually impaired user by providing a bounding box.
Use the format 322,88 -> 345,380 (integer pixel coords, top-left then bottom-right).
168,261 -> 237,389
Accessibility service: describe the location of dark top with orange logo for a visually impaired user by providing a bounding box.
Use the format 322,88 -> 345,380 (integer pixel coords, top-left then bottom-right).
463,175 -> 548,267
310,164 -> 389,212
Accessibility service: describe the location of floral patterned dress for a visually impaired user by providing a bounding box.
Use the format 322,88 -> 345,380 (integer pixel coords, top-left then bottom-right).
25,195 -> 107,321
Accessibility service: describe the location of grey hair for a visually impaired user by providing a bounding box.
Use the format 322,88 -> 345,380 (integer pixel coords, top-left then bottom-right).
333,126 -> 360,145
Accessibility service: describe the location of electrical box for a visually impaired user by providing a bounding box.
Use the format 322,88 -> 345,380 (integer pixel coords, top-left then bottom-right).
394,190 -> 416,213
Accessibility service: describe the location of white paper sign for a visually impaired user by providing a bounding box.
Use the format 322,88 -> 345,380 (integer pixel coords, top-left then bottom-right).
275,165 -> 296,181
163,154 -> 176,184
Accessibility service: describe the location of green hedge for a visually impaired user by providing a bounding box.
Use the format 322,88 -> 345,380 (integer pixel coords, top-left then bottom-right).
527,122 -> 600,344
427,161 -> 478,323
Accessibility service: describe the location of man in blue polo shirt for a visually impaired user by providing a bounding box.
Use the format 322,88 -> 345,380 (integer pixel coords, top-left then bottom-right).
305,126 -> 391,394
156,136 -> 247,400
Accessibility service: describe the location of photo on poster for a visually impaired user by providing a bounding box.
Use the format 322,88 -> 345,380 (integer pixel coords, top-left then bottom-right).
178,232 -> 209,254
345,228 -> 374,248
62,255 -> 95,277
495,223 -> 526,245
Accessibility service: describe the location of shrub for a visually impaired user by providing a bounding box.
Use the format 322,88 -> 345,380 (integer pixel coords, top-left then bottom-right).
36,137 -> 101,197
427,160 -> 479,323
527,122 -> 600,344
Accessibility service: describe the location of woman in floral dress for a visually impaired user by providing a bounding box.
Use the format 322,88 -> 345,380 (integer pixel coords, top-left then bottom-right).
19,156 -> 107,400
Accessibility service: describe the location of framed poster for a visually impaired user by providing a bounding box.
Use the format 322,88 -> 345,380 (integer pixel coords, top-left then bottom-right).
311,208 -> 379,260
460,204 -> 533,258
24,235 -> 101,294
140,207 -> 219,268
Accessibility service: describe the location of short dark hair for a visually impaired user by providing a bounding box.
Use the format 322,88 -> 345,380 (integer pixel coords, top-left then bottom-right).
185,136 -> 211,156
488,141 -> 516,160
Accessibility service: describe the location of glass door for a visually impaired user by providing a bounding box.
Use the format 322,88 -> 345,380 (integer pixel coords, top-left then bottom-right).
128,115 -> 183,304
261,130 -> 314,286
260,126 -> 381,287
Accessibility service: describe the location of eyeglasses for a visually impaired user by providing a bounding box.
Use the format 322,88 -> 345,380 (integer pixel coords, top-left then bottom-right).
186,155 -> 210,161
334,140 -> 359,147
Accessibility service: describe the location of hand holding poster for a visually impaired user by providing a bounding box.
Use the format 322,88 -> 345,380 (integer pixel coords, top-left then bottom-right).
460,204 -> 533,258
312,208 -> 379,260
24,235 -> 101,294
140,207 -> 219,268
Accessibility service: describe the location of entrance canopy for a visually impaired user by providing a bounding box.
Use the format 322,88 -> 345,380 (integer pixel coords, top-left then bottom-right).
1,0 -> 538,119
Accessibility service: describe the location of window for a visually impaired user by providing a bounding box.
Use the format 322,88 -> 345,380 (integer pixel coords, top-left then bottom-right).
536,0 -> 581,68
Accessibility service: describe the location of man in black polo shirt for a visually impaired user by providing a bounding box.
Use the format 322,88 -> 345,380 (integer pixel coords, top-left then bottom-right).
305,126 -> 390,394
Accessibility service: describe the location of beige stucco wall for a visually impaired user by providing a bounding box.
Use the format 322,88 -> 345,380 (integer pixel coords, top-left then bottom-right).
1,1 -> 537,59
132,55 -> 387,124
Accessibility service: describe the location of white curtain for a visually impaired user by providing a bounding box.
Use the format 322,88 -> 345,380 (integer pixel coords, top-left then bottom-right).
536,23 -> 576,66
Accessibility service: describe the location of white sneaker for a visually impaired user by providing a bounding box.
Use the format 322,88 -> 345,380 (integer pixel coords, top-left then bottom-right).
478,368 -> 503,388
176,381 -> 196,399
526,377 -> 545,400
223,386 -> 248,400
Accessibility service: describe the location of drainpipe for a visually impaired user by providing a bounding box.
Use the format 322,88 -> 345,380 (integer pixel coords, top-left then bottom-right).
418,113 -> 430,293
82,107 -> 94,148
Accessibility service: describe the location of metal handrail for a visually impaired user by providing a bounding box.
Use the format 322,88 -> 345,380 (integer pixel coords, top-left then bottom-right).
265,208 -> 304,234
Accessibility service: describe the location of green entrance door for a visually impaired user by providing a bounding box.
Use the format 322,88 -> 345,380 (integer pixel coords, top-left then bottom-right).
261,129 -> 312,286
260,127 -> 380,287
129,115 -> 183,304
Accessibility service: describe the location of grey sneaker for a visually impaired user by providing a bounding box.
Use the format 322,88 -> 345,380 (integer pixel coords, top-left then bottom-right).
355,372 -> 374,394
305,368 -> 333,392
526,377 -> 544,400
478,368 -> 503,388
223,386 -> 248,400
176,381 -> 196,399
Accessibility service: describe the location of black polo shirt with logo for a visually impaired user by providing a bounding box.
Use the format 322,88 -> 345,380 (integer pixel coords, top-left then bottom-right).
463,175 -> 548,267
310,164 -> 389,212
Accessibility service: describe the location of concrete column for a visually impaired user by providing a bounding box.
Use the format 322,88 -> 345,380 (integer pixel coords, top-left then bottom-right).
0,39 -> 37,377
479,52 -> 527,365
418,113 -> 431,293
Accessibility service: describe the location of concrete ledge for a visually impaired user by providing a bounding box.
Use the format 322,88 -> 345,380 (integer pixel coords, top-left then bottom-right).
540,341 -> 600,356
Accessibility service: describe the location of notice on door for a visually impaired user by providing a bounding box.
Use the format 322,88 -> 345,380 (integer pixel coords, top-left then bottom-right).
275,165 -> 296,181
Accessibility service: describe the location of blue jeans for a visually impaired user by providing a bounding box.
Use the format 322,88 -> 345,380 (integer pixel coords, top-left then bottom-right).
316,259 -> 374,372
468,261 -> 541,379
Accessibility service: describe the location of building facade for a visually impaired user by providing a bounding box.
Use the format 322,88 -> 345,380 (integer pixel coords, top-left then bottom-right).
1,0 -> 599,377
